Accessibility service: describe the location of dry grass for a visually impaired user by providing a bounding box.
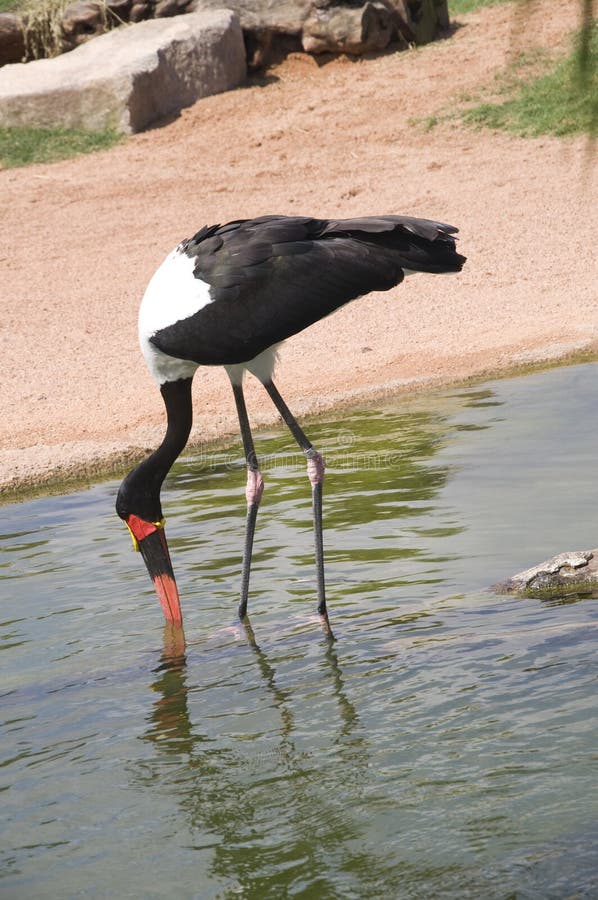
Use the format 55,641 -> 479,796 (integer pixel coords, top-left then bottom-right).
18,0 -> 114,59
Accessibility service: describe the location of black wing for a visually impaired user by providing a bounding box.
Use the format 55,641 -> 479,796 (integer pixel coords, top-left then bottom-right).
151,215 -> 465,366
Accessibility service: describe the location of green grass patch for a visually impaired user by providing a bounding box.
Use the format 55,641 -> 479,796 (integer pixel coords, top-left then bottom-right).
449,0 -> 512,15
0,125 -> 123,168
463,24 -> 598,137
0,0 -> 20,10
412,22 -> 597,139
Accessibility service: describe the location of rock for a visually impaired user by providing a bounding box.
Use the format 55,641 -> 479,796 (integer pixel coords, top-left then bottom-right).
2,0 -> 450,71
154,0 -> 179,17
0,12 -> 26,65
189,0 -> 312,34
406,0 -> 450,45
60,0 -> 135,51
302,2 -> 397,55
0,8 -> 246,134
60,1 -> 107,52
107,0 -> 134,18
130,3 -> 149,22
493,550 -> 598,599
188,0 -> 448,65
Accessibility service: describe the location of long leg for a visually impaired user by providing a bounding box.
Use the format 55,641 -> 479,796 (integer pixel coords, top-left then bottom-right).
230,379 -> 264,620
261,379 -> 328,622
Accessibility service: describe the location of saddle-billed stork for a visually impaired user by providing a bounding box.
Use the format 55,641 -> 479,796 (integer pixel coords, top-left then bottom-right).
116,214 -> 466,628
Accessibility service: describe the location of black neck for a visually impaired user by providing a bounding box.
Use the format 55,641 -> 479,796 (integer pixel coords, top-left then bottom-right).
116,378 -> 193,522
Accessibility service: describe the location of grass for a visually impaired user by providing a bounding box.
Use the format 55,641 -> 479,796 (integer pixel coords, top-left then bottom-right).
449,0 -> 512,14
463,24 -> 598,137
413,23 -> 598,139
0,125 -> 123,168
20,0 -> 104,59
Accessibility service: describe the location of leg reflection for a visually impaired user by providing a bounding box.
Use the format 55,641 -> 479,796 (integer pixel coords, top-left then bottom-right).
242,617 -> 295,754
138,619 -> 374,896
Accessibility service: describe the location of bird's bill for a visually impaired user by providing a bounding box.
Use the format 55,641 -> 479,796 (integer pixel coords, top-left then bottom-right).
125,515 -> 183,626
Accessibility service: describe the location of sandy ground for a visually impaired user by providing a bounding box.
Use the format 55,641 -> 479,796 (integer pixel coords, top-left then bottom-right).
1,0 -> 596,497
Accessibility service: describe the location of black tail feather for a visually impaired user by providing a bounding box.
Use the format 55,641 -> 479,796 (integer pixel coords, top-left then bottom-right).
320,215 -> 466,274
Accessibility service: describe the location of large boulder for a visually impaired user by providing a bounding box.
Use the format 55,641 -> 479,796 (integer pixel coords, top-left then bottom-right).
0,8 -> 246,133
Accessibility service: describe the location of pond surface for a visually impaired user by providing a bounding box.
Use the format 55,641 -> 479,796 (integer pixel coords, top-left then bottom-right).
2,362 -> 598,899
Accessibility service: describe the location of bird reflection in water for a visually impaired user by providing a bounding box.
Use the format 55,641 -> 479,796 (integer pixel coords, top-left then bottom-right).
139,619 -> 376,892
144,624 -> 190,751
144,618 -> 356,754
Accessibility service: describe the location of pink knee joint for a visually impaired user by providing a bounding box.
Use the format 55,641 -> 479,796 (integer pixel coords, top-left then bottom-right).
306,449 -> 325,486
246,468 -> 264,505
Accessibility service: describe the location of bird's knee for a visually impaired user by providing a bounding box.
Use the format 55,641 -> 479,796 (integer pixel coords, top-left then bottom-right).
306,448 -> 325,486
245,468 -> 264,505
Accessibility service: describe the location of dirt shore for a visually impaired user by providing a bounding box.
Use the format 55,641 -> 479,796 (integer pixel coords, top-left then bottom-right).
1,0 -> 596,498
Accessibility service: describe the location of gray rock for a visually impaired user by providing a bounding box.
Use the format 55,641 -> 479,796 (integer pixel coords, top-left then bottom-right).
390,0 -> 447,45
302,2 -> 397,55
130,3 -> 150,22
0,13 -> 26,65
189,0 -> 448,65
154,0 -> 178,16
60,1 -> 107,52
1,0 -> 450,70
493,550 -> 598,599
188,0 -> 447,43
189,0 -> 312,35
0,8 -> 246,133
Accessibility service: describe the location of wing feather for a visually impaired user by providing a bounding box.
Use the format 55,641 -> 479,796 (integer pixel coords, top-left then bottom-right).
153,215 -> 465,366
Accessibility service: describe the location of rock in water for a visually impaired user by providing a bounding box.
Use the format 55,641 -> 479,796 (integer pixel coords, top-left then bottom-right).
493,550 -> 598,599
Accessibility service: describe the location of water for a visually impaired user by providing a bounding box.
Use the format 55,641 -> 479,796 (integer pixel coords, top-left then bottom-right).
2,362 -> 598,899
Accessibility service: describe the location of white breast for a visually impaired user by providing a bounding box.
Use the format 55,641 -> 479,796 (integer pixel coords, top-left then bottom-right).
138,245 -> 213,385
139,246 -> 213,337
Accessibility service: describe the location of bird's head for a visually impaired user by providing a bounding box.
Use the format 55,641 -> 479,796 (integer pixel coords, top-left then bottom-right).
116,468 -> 183,627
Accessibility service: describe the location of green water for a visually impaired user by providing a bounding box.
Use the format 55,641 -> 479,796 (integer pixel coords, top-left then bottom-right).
2,363 -> 598,898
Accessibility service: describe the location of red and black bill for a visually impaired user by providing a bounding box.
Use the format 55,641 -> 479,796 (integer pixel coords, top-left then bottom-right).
125,514 -> 183,626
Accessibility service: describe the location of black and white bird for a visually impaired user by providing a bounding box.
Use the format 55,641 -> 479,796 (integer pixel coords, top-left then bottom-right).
116,214 -> 466,628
